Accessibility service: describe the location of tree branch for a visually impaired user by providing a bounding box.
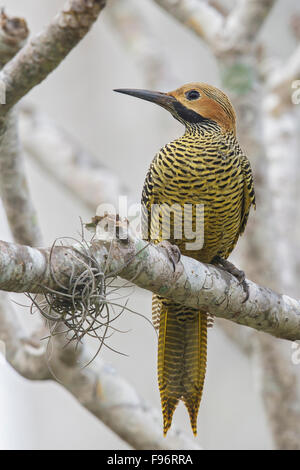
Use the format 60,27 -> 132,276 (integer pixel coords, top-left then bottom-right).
0,225 -> 299,341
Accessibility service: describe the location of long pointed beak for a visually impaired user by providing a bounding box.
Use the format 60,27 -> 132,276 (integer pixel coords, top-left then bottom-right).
114,88 -> 176,110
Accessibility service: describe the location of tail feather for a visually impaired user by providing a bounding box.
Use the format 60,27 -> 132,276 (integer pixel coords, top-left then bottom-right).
161,396 -> 179,436
182,311 -> 207,435
157,296 -> 208,435
183,395 -> 202,436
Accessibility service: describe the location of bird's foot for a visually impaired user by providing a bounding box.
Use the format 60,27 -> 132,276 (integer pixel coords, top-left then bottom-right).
158,241 -> 181,272
212,255 -> 249,302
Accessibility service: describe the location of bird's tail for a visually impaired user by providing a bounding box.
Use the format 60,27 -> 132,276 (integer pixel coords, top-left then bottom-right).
153,295 -> 208,436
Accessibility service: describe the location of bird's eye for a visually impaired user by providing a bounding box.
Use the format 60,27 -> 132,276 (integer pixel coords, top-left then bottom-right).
185,90 -> 200,101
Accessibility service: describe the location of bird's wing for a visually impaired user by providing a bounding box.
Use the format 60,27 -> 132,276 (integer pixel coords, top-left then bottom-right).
239,154 -> 256,234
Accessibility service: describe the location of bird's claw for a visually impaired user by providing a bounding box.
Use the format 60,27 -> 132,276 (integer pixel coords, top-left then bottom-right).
158,241 -> 181,272
212,255 -> 249,303
240,279 -> 250,303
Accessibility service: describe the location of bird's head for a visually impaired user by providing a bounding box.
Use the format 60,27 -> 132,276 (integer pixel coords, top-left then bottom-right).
114,83 -> 236,134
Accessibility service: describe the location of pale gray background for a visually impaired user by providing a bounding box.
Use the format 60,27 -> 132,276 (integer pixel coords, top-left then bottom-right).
0,0 -> 298,450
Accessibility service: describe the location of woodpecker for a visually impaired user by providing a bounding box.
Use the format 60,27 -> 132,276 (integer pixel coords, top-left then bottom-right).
114,83 -> 255,436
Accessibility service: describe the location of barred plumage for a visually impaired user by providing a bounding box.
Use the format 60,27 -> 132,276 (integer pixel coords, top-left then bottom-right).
115,83 -> 255,436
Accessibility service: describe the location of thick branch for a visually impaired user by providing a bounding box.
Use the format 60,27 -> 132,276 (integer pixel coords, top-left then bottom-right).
0,230 -> 299,341
0,0 -> 106,117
